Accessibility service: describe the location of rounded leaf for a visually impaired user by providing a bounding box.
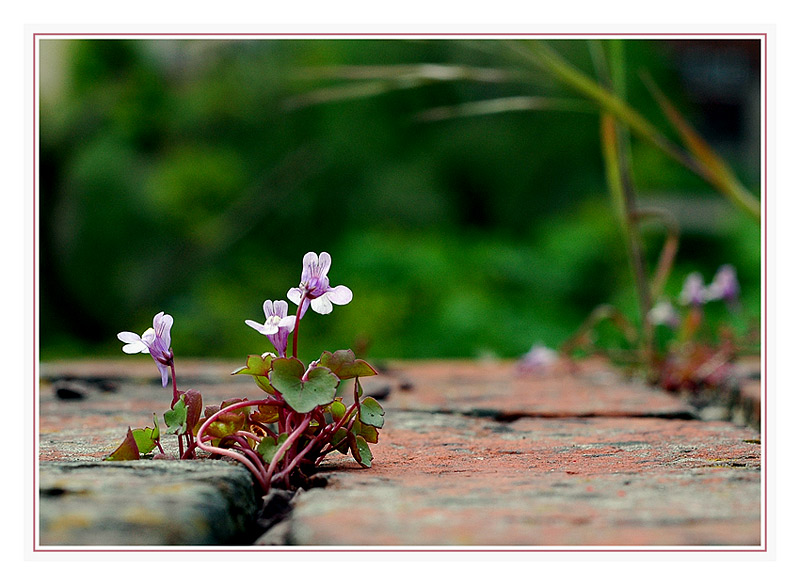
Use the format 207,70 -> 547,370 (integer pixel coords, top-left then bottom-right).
269,357 -> 339,414
359,397 -> 385,428
318,350 -> 378,380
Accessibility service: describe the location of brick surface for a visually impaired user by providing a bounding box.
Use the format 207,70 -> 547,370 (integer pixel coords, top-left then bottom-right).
376,359 -> 695,418
263,411 -> 761,546
38,358 -> 762,548
39,368 -> 257,461
39,460 -> 259,546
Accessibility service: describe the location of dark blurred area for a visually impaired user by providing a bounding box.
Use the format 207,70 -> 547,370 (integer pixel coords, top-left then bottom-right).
38,39 -> 761,361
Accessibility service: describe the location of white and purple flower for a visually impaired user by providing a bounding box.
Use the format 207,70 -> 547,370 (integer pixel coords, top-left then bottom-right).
648,300 -> 679,329
517,344 -> 558,375
287,252 -> 353,318
245,299 -> 297,357
706,264 -> 740,308
117,311 -> 174,387
679,272 -> 706,307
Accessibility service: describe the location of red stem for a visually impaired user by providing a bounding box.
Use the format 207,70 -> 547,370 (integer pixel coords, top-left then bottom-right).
195,399 -> 273,491
319,402 -> 358,445
170,362 -> 179,407
265,413 -> 312,487
291,293 -> 307,359
315,404 -> 360,463
273,434 -> 320,483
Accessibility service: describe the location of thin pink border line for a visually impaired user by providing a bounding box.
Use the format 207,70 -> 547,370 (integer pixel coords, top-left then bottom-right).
36,547 -> 764,553
33,33 -> 38,555
762,32 -> 768,553
32,32 -> 766,35
31,31 -> 768,554
30,33 -> 768,42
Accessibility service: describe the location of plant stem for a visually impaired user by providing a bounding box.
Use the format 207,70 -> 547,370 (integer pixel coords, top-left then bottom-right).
595,41 -> 654,369
169,362 -> 179,407
181,432 -> 195,459
315,404 -> 360,462
265,414 -> 312,487
632,207 -> 680,301
319,401 -> 359,446
291,293 -> 307,359
195,399 -> 272,491
273,434 -> 321,483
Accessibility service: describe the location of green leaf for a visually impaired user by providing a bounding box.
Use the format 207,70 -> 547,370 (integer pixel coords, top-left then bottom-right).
131,427 -> 158,455
250,403 -> 280,425
232,353 -> 274,376
257,433 -> 289,464
164,395 -> 188,435
269,357 -> 339,414
354,419 -> 379,444
199,399 -> 250,439
253,376 -> 275,394
318,350 -> 378,380
151,413 -> 160,442
356,378 -> 364,399
359,396 -> 385,428
352,435 -> 373,468
232,354 -> 275,394
331,428 -> 350,454
104,428 -> 141,461
328,398 -> 347,422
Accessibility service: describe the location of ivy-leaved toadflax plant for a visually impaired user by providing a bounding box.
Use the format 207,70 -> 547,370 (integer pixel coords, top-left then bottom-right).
106,252 -> 383,495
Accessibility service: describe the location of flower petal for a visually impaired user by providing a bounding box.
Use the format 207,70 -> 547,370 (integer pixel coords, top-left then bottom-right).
325,284 -> 353,305
315,252 -> 332,278
117,331 -> 142,343
278,315 -> 296,332
301,252 -> 318,283
273,299 -> 289,319
121,340 -> 149,354
298,298 -> 310,319
154,313 -> 173,350
287,287 -> 303,305
262,299 -> 275,318
310,295 -> 333,315
246,319 -> 278,335
141,327 -> 156,348
156,361 -> 170,387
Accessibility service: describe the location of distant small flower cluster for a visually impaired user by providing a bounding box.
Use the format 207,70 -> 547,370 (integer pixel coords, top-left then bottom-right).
108,252 -> 381,494
677,265 -> 740,310
520,263 -> 749,395
650,265 -> 745,392
517,344 -> 558,375
650,265 -> 740,328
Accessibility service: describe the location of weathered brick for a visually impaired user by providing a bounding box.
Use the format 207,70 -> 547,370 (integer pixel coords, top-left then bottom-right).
263,411 -> 761,546
39,460 -> 259,546
375,359 -> 695,418
38,359 -> 762,547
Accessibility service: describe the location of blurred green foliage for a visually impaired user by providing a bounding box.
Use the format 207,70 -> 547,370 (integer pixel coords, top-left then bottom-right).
39,39 -> 761,361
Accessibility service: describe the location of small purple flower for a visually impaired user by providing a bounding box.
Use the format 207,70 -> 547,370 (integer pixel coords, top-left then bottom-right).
245,300 -> 297,357
287,252 -> 353,318
117,311 -> 174,387
679,272 -> 706,307
517,344 -> 558,375
706,264 -> 740,308
648,300 -> 679,329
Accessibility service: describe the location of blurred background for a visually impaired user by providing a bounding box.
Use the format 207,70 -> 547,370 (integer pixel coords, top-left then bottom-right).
38,38 -> 761,362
